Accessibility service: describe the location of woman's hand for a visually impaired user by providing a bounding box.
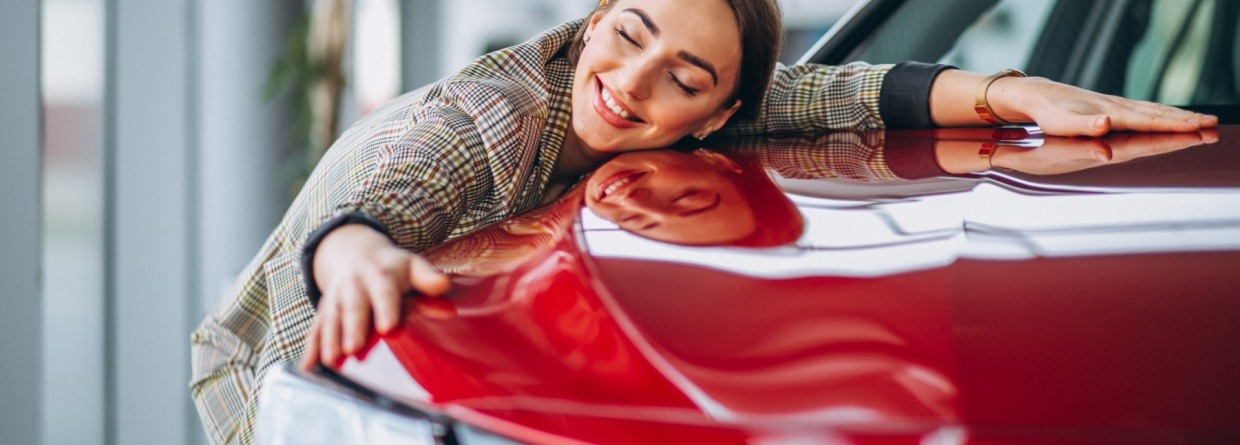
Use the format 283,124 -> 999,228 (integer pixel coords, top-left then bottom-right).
933,129 -> 1218,175
989,129 -> 1218,175
929,70 -> 1219,136
992,76 -> 1218,136
299,224 -> 451,370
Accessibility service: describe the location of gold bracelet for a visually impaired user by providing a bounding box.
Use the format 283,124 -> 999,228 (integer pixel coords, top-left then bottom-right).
975,69 -> 1026,126
978,142 -> 997,169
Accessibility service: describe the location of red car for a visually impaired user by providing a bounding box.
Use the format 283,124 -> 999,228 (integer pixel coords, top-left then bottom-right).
257,0 -> 1239,443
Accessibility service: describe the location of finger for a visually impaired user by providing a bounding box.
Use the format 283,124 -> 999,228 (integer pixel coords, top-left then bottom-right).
366,278 -> 403,335
1202,128 -> 1219,144
1037,113 -> 1110,137
319,299 -> 342,366
1109,103 -> 1204,133
408,255 -> 452,297
1104,131 -> 1208,162
300,315 -> 322,371
1093,141 -> 1113,162
340,285 -> 373,355
1055,137 -> 1112,161
415,298 -> 458,320
1200,113 -> 1219,128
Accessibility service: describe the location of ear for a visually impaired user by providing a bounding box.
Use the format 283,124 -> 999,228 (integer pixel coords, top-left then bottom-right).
699,99 -> 742,137
586,5 -> 607,35
693,149 -> 743,174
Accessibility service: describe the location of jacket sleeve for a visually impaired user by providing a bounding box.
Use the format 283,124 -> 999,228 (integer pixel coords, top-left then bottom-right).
293,102 -> 502,305
721,61 -> 954,136
189,102 -> 500,444
759,132 -> 901,181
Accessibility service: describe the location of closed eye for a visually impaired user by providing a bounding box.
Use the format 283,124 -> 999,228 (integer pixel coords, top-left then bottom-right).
615,26 -> 640,48
678,193 -> 721,217
669,73 -> 699,96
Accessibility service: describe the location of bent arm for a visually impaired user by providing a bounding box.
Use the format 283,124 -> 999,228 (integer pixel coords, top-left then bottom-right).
723,61 -> 955,136
928,70 -> 1218,135
295,107 -> 494,305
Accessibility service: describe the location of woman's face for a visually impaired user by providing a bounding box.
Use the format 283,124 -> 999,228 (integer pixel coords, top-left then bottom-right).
571,0 -> 743,153
585,149 -> 757,245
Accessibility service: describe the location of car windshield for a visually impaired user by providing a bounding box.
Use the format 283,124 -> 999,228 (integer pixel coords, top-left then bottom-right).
807,0 -> 1238,106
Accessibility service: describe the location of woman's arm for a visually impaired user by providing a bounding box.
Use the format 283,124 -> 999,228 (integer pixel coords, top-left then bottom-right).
292,105 -> 496,367
720,61 -> 892,136
928,70 -> 1219,135
300,223 -> 450,369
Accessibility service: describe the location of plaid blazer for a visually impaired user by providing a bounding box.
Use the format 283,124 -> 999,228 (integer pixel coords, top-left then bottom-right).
190,18 -> 905,444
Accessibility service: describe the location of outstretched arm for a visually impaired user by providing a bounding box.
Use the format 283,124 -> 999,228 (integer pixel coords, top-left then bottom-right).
928,70 -> 1219,136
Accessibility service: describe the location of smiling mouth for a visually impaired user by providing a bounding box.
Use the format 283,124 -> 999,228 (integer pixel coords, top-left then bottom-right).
597,78 -> 644,124
596,170 -> 647,200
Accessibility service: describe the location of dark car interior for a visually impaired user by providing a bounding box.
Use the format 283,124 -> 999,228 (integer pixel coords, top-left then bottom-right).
802,0 -> 1238,120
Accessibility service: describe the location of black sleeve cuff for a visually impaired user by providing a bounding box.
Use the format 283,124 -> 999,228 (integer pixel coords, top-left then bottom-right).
879,62 -> 956,129
883,135 -> 948,180
299,212 -> 393,309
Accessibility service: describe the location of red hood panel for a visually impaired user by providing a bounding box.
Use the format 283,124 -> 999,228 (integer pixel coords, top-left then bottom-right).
344,127 -> 1240,444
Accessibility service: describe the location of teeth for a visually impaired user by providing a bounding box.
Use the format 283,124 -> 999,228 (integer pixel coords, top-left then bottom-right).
601,173 -> 640,199
601,87 -> 631,119
603,177 -> 625,198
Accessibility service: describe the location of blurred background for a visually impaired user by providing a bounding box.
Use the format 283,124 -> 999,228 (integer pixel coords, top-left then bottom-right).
2,0 -> 855,444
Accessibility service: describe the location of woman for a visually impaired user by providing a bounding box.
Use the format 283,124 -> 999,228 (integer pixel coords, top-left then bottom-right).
584,147 -> 804,247
190,0 -> 1216,443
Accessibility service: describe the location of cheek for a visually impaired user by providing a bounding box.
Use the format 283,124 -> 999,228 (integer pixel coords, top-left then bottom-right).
646,100 -> 724,137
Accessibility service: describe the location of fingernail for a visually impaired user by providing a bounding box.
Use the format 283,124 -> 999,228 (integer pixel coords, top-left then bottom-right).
1094,116 -> 1106,130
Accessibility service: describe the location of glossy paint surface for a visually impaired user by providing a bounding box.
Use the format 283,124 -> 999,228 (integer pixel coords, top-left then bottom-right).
342,126 -> 1240,444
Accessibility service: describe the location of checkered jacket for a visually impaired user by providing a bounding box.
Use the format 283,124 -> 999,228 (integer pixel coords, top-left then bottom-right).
190,17 -> 917,444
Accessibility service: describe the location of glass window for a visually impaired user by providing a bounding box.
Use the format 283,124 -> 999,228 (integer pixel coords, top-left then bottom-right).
847,0 -> 1238,106
939,0 -> 1056,74
1126,0 -> 1238,105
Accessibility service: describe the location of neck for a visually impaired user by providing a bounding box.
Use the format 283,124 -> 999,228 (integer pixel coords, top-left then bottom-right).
553,122 -> 615,181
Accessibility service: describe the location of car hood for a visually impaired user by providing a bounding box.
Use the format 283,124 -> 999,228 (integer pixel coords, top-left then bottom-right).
339,126 -> 1240,444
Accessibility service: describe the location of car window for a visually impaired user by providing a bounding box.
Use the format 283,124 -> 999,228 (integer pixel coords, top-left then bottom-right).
832,0 -> 1238,106
939,0 -> 1056,75
1126,0 -> 1237,105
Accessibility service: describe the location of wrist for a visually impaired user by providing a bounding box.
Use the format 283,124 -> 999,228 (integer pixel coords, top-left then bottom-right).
985,75 -> 1033,125
934,140 -> 993,174
313,224 -> 392,288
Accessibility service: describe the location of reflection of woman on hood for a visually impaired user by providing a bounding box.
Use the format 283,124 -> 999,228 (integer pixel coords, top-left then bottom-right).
585,148 -> 803,247
427,146 -> 805,278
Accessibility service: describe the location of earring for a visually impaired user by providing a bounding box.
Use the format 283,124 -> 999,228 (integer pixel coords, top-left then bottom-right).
583,34 -> 590,43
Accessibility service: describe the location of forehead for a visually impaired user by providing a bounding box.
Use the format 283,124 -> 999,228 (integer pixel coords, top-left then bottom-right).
607,0 -> 742,77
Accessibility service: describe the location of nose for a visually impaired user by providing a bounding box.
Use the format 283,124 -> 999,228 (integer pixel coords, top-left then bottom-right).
617,57 -> 657,101
610,188 -> 665,225
620,187 -> 660,210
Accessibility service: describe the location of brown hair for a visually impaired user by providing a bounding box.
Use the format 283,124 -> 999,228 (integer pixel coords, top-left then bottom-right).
566,0 -> 782,121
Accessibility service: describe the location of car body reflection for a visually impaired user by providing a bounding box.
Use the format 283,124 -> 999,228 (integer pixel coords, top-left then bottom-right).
316,126 -> 1240,444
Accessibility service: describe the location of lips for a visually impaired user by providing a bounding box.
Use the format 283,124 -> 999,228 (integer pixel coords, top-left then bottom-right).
593,76 -> 645,128
595,170 -> 647,201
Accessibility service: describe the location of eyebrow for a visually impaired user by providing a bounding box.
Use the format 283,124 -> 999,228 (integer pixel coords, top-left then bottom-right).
623,8 -> 719,86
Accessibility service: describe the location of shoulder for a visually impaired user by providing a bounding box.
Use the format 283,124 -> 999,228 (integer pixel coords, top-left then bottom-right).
436,19 -> 583,120
330,20 -> 583,155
